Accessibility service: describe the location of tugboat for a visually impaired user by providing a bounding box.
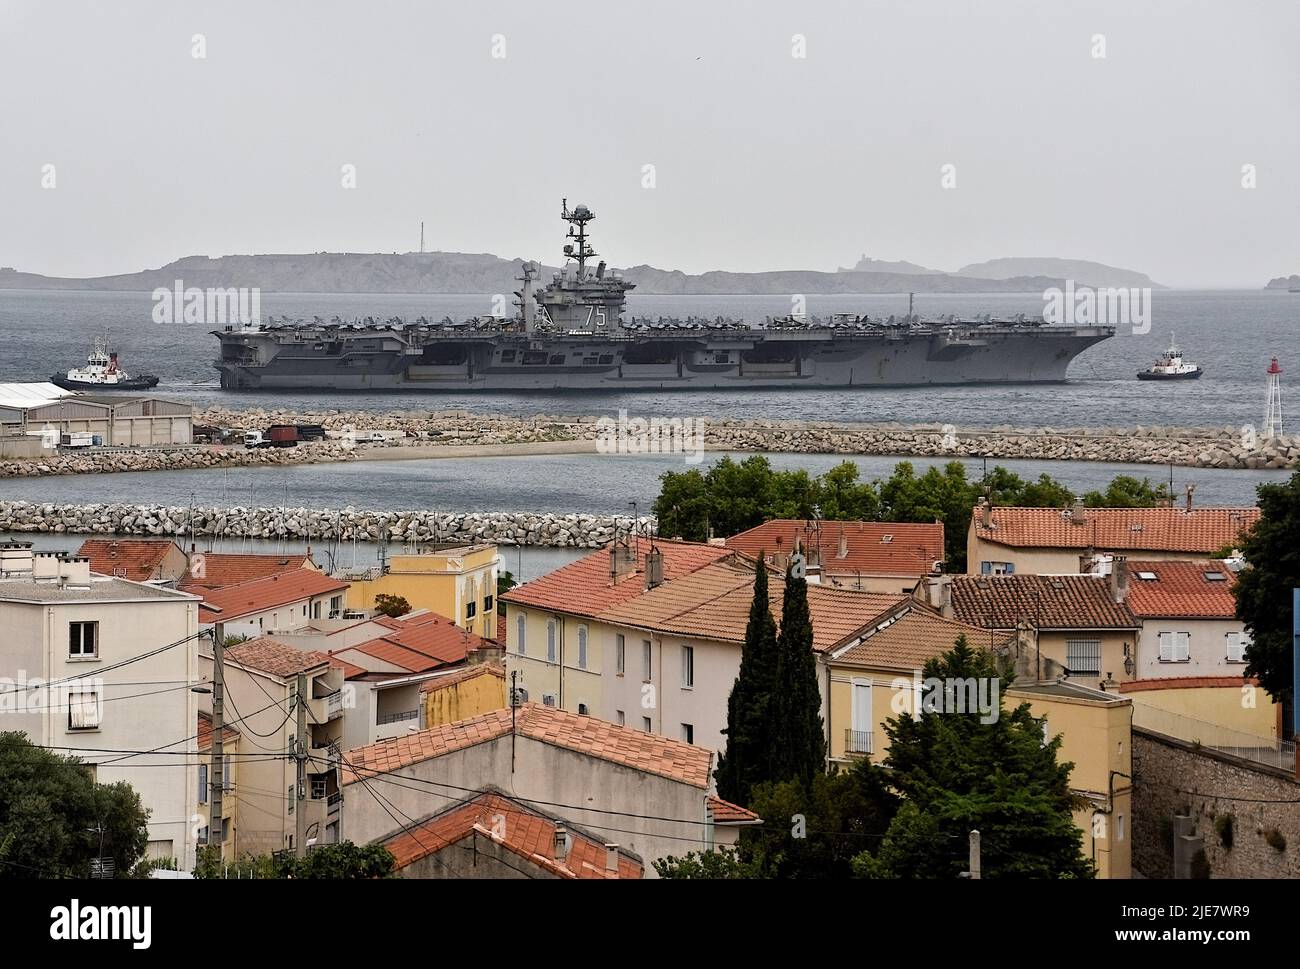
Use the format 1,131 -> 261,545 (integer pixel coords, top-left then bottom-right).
1137,333 -> 1203,380
51,338 -> 160,391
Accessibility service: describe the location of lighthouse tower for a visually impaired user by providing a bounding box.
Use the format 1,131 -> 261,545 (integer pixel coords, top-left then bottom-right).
1264,357 -> 1283,440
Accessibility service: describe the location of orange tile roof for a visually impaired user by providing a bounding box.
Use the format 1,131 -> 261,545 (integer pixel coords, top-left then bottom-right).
1120,675 -> 1259,693
197,710 -> 240,750
597,560 -> 904,653
197,568 -> 349,623
707,795 -> 762,824
1124,560 -> 1239,619
340,611 -> 493,674
330,656 -> 369,680
179,551 -> 316,592
950,574 -> 1139,630
972,505 -> 1259,554
418,662 -> 506,694
726,520 -> 944,578
833,606 -> 1009,670
350,639 -> 446,673
501,537 -> 733,619
383,791 -> 642,878
343,702 -> 713,789
224,637 -> 331,679
77,539 -> 180,582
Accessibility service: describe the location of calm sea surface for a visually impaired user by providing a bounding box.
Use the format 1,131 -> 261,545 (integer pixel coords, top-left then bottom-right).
1,289 -> 1296,430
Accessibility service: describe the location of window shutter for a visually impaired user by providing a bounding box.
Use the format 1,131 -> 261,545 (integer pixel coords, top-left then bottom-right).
516,615 -> 526,656
199,764 -> 208,804
1176,632 -> 1190,662
547,621 -> 556,662
1158,632 -> 1173,661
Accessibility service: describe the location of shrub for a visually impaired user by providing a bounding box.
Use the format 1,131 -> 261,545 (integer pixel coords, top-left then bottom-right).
1214,814 -> 1234,850
1190,848 -> 1211,879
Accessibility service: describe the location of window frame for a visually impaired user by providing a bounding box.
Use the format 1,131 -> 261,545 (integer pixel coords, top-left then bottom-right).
681,644 -> 694,689
68,620 -> 99,660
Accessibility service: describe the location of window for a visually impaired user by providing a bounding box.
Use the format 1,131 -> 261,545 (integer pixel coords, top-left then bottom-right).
69,621 -> 98,659
849,679 -> 872,754
642,639 -> 652,680
1157,631 -> 1190,663
1116,814 -> 1126,842
198,764 -> 208,804
681,645 -> 694,689
312,601 -> 322,619
466,600 -> 477,619
642,716 -> 652,732
615,634 -> 625,675
484,594 -> 493,612
980,561 -> 1014,575
547,620 -> 557,663
577,626 -> 588,669
311,776 -> 327,800
288,785 -> 295,815
578,703 -> 589,716
543,693 -> 557,707
330,595 -> 342,613
1226,631 -> 1250,663
68,689 -> 99,730
1066,639 -> 1102,675
516,615 -> 526,655
616,710 -> 625,726
681,723 -> 694,744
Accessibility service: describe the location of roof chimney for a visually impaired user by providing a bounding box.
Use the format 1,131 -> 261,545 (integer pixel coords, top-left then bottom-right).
837,529 -> 848,560
609,541 -> 636,583
927,574 -> 953,618
1109,555 -> 1129,603
1071,497 -> 1087,525
645,546 -> 664,589
0,542 -> 33,576
1184,483 -> 1196,512
604,844 -> 619,876
33,551 -> 60,581
553,825 -> 569,862
980,497 -> 993,529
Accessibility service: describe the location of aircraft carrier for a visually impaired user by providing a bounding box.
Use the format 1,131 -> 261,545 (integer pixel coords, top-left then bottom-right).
213,201 -> 1113,392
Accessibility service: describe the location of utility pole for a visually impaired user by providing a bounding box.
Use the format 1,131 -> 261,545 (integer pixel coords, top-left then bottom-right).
209,620 -> 225,865
969,829 -> 981,880
295,671 -> 308,858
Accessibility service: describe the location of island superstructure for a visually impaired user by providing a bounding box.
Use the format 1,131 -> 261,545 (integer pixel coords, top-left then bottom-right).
213,200 -> 1114,392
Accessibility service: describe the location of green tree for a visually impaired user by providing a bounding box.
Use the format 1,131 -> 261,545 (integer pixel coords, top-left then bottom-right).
1232,472 -> 1300,706
1083,474 -> 1172,508
768,562 -> 825,788
653,846 -> 758,879
853,638 -> 1095,879
878,461 -> 979,570
813,461 -> 881,521
715,557 -> 780,806
374,593 -> 412,618
193,841 -> 395,879
0,732 -> 151,878
497,571 -> 516,616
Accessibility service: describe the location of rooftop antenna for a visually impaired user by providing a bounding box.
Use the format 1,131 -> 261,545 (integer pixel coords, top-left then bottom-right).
1264,356 -> 1284,439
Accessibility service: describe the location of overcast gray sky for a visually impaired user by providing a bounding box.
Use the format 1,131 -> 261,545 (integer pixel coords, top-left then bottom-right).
2,0 -> 1297,287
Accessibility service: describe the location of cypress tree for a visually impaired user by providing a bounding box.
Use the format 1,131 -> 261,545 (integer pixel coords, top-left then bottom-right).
715,556 -> 780,806
769,561 -> 826,787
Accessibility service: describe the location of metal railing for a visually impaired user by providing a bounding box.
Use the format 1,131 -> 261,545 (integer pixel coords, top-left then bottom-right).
1131,700 -> 1296,771
845,729 -> 873,755
377,709 -> 419,725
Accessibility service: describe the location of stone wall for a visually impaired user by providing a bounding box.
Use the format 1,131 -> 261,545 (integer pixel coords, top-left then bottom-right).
1132,728 -> 1299,879
0,500 -> 650,548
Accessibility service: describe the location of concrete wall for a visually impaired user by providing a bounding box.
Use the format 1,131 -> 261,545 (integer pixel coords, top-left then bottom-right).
1135,618 -> 1252,679
423,674 -> 506,730
342,734 -> 718,875
1132,728 -> 1300,878
1123,685 -> 1279,740
396,835 -> 560,878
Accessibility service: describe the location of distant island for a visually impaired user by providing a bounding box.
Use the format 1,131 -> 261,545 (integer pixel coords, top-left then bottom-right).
0,251 -> 1161,296
1265,274 -> 1300,290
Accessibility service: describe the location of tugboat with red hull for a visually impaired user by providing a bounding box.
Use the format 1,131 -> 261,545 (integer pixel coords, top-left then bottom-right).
52,339 -> 160,391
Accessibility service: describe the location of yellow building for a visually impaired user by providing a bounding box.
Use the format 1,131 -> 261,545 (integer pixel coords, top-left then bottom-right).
420,662 -> 508,729
340,544 -> 499,640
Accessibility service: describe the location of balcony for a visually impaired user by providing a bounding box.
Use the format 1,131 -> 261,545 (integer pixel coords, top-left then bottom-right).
377,709 -> 419,726
844,729 -> 873,756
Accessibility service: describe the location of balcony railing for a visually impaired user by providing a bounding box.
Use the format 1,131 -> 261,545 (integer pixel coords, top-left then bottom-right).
377,709 -> 419,726
326,690 -> 344,718
845,729 -> 873,756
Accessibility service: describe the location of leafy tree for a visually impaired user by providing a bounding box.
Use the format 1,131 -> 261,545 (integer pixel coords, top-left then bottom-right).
374,593 -> 412,618
1232,472 -> 1300,708
1083,475 -> 1172,508
653,846 -> 758,879
768,562 -> 825,788
715,557 -> 780,806
193,841 -> 394,879
497,571 -> 516,616
852,638 -> 1095,879
813,461 -> 881,521
879,461 -> 979,570
0,731 -> 151,878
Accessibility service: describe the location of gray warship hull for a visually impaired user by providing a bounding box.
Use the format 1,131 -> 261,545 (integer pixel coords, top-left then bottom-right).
215,324 -> 1113,391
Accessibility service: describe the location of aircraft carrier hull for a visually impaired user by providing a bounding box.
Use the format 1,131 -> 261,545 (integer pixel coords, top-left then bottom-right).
215,325 -> 1112,392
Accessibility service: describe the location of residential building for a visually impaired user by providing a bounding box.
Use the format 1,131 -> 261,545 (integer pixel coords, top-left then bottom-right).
0,542 -> 202,866
179,549 -> 318,593
944,572 -> 1141,689
196,711 -> 238,854
967,501 -> 1260,576
197,568 -> 351,639
339,702 -> 759,874
726,519 -> 945,593
420,662 -> 507,730
337,543 -> 499,639
77,538 -> 189,585
503,538 -> 903,753
1119,677 -> 1282,747
196,637 -> 346,853
826,605 -> 1009,766
382,788 -> 644,879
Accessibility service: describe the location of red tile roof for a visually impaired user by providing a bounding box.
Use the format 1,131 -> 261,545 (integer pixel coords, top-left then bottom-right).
197,568 -> 349,623
707,795 -> 762,825
77,539 -> 181,582
337,611 -> 493,675
833,605 -> 1010,670
972,505 -> 1259,554
224,637 -> 331,679
179,551 -> 316,592
1124,560 -> 1239,619
950,574 -> 1139,630
197,710 -> 240,750
343,702 -> 713,789
501,537 -> 732,619
726,520 -> 944,578
383,791 -> 642,879
597,560 -> 904,653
